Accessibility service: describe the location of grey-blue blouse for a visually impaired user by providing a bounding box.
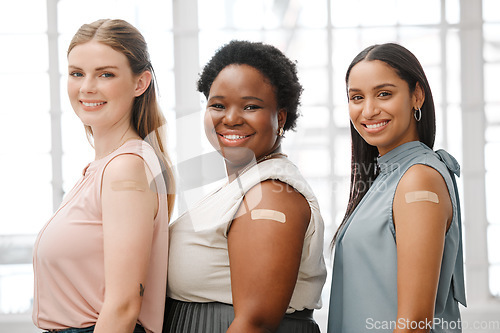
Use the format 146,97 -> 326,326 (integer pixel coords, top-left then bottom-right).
328,141 -> 466,333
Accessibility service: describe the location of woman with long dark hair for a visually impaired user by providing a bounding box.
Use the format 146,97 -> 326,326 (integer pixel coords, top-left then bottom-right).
328,43 -> 466,332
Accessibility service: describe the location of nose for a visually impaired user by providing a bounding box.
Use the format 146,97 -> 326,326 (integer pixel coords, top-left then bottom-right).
361,97 -> 380,119
222,106 -> 244,126
79,76 -> 97,94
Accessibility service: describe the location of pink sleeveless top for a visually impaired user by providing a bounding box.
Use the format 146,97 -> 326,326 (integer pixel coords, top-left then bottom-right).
33,140 -> 169,333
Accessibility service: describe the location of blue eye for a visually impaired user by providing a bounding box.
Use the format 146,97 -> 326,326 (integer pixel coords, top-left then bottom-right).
101,72 -> 115,78
70,72 -> 83,77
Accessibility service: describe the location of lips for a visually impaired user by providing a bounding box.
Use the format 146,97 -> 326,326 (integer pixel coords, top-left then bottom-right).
361,120 -> 390,133
364,120 -> 388,129
81,101 -> 106,107
220,134 -> 251,140
217,132 -> 253,146
80,100 -> 107,111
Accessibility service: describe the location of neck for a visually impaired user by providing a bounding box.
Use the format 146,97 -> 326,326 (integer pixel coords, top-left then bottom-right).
92,124 -> 140,160
226,145 -> 284,182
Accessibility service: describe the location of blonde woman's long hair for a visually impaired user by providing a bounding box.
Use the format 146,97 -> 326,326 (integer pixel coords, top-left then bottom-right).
68,18 -> 176,219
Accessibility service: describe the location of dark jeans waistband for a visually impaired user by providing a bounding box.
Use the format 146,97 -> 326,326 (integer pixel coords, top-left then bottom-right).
45,323 -> 145,332
45,326 -> 95,333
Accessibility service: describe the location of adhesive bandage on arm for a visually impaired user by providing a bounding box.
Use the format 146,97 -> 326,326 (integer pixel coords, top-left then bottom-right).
405,191 -> 439,204
111,180 -> 146,192
250,209 -> 286,223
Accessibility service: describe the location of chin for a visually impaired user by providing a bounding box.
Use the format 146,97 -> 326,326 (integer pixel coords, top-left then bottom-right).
218,146 -> 256,167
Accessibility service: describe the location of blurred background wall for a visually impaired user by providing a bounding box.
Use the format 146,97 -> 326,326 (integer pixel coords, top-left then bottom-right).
0,0 -> 499,331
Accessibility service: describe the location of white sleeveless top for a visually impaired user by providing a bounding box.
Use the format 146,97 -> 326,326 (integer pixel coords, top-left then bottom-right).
167,157 -> 327,313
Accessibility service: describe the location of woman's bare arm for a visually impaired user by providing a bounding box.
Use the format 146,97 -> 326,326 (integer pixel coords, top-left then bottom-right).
227,180 -> 310,333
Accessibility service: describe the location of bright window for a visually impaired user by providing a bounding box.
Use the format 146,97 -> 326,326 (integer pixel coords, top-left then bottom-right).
0,2 -> 498,331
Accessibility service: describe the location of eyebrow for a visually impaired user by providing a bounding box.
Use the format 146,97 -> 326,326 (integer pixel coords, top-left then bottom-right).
208,96 -> 264,102
242,96 -> 264,102
348,83 -> 397,93
68,65 -> 119,71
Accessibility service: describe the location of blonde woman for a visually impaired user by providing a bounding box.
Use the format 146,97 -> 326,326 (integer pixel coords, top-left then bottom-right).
33,19 -> 175,333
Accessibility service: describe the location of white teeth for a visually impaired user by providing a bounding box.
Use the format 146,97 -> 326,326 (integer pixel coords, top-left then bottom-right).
222,134 -> 248,140
82,101 -> 105,107
366,121 -> 388,129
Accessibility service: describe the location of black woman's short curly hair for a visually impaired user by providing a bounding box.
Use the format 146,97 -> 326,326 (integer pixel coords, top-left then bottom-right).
197,40 -> 303,132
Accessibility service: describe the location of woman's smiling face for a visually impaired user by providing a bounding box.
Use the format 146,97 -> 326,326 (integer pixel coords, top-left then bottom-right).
347,59 -> 423,156
204,64 -> 286,171
67,40 -> 142,133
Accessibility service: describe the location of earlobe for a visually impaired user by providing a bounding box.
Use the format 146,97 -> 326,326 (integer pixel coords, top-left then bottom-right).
278,108 -> 287,129
135,71 -> 152,97
413,82 -> 425,108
